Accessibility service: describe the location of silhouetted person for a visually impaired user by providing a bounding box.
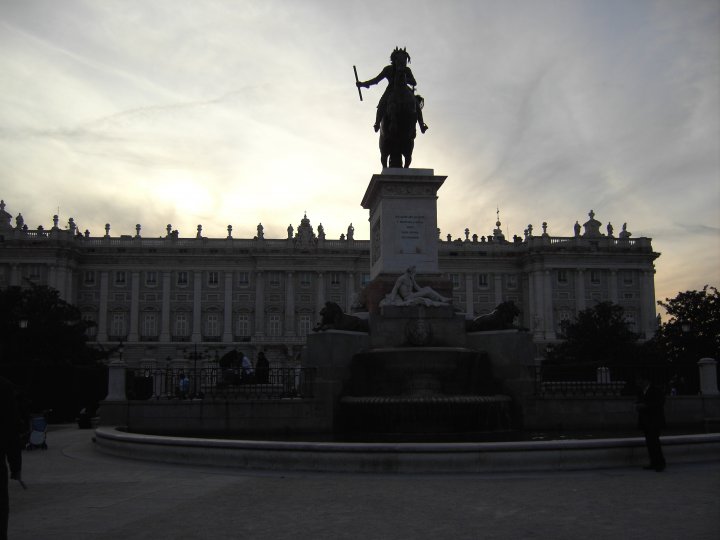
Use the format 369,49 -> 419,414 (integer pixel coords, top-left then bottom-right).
256,352 -> 270,384
241,353 -> 254,384
1,376 -> 23,540
636,374 -> 666,472
178,372 -> 190,399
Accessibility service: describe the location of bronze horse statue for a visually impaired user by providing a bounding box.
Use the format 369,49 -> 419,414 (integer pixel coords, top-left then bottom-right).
379,63 -> 417,168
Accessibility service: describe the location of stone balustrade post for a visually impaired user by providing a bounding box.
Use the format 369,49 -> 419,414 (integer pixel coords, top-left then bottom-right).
698,358 -> 719,395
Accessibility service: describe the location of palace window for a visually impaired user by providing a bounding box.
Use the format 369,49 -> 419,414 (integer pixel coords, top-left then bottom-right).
238,272 -> 249,286
300,272 -> 312,287
268,314 -> 282,337
506,274 -> 518,289
590,270 -> 601,284
624,311 -> 637,332
110,312 -> 127,337
361,273 -> 371,287
141,312 -> 158,337
208,271 -> 219,287
236,314 -> 250,338
177,271 -> 188,286
557,309 -> 574,332
83,271 -> 96,285
450,273 -> 460,288
205,313 -> 220,337
622,271 -> 634,286
331,272 -> 341,286
82,314 -> 97,337
478,274 -> 489,288
269,272 -> 281,287
557,270 -> 568,284
174,313 -> 189,337
145,271 -> 157,287
298,314 -> 313,336
114,271 -> 127,286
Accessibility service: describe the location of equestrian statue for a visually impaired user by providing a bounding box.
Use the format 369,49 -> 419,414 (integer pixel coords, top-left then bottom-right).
355,47 -> 428,168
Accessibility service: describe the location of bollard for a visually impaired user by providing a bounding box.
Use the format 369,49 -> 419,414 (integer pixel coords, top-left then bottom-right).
697,358 -> 719,396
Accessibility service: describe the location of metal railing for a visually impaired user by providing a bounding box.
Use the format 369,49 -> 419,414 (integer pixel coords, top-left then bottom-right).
529,363 -> 675,397
127,366 -> 316,400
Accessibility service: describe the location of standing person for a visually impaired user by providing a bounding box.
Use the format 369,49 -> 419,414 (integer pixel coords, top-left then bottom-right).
636,373 -> 667,472
255,352 -> 270,384
178,372 -> 190,399
241,352 -> 254,384
1,376 -> 23,540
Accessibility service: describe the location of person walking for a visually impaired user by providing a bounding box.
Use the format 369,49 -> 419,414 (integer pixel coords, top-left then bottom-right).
1,376 -> 23,540
636,373 -> 667,472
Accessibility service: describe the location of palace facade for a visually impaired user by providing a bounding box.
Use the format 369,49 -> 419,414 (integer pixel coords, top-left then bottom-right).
0,200 -> 659,367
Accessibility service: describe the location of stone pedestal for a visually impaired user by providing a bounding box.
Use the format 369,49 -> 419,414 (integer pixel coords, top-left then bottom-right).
698,358 -> 719,395
361,168 -> 447,280
369,304 -> 466,348
105,358 -> 127,401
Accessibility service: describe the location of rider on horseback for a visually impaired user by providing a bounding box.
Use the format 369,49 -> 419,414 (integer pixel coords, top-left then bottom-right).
356,47 -> 429,134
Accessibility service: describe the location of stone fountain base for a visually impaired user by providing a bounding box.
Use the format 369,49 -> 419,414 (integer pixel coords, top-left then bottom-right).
338,346 -> 512,438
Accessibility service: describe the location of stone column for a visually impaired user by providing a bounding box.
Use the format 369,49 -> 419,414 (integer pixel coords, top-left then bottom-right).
254,271 -> 265,336
128,271 -> 140,342
97,271 -> 109,342
527,269 -> 536,333
494,274 -> 503,306
543,270 -> 554,339
192,271 -> 202,342
640,270 -> 657,338
575,269 -> 586,312
532,270 -> 544,340
346,272 -> 355,312
316,272 -> 325,318
47,265 -> 57,295
465,273 -> 474,315
10,265 -> 20,287
698,358 -> 719,395
285,271 -> 295,336
159,271 -> 171,342
65,267 -> 74,303
223,271 -> 233,342
608,270 -> 618,304
56,265 -> 68,300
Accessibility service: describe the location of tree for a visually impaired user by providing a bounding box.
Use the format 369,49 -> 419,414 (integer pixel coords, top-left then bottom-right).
0,284 -> 97,367
547,302 -> 640,368
656,286 -> 719,392
0,284 -> 105,421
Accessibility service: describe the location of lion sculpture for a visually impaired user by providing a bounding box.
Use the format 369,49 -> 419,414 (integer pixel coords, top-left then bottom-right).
313,301 -> 369,333
466,301 -> 520,332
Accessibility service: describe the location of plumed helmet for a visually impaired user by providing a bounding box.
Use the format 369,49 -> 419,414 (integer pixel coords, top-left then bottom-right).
390,46 -> 411,64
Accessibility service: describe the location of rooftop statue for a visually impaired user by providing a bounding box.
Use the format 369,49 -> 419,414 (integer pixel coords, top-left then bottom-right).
355,47 -> 428,168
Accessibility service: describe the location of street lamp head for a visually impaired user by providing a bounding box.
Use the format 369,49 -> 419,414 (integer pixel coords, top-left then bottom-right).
19,319 -> 28,329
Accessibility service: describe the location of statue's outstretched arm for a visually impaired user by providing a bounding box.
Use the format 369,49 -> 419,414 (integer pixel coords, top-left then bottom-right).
358,67 -> 391,88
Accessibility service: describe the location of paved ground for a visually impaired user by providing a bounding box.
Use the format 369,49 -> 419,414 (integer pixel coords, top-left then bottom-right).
7,425 -> 720,540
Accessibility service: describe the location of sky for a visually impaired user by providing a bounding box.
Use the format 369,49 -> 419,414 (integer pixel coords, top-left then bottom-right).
0,0 -> 718,313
